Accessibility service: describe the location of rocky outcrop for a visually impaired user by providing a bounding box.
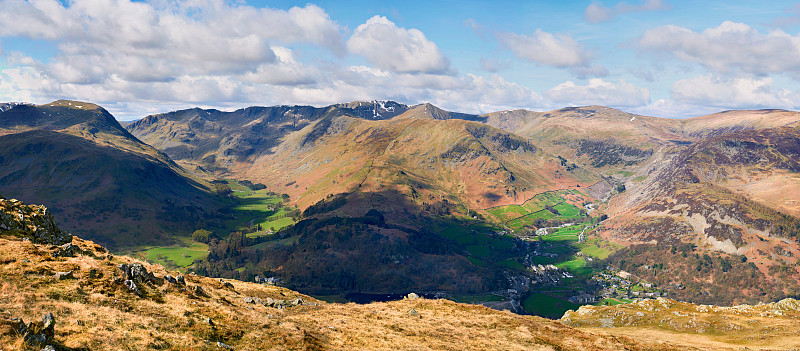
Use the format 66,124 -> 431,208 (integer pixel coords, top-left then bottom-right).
3,313 -> 58,348
0,197 -> 71,245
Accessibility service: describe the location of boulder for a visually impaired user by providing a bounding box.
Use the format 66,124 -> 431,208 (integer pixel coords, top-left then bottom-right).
164,275 -> 177,284
193,285 -> 208,297
218,279 -> 234,289
118,263 -> 155,284
405,293 -> 420,300
176,274 -> 186,285
23,313 -> 55,346
123,279 -> 140,295
54,271 -> 74,280
407,308 -> 419,317
52,243 -> 79,258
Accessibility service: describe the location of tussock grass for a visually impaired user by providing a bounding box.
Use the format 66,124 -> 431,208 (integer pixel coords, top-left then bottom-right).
0,234 -> 678,350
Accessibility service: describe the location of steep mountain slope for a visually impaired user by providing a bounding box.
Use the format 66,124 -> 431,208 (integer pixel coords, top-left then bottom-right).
483,107 -> 800,174
600,125 -> 800,304
0,198 -> 672,351
0,100 -> 220,249
126,100 -> 436,175
245,115 -> 594,212
482,106 -> 686,176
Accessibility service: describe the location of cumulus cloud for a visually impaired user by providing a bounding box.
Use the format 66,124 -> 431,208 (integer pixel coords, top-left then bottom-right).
637,21 -> 800,76
0,0 -> 345,81
496,29 -> 606,77
671,74 -> 800,109
347,16 -> 451,74
543,79 -> 649,107
585,0 -> 670,23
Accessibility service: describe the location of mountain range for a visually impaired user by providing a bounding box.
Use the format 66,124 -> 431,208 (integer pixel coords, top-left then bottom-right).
3,98 -> 800,308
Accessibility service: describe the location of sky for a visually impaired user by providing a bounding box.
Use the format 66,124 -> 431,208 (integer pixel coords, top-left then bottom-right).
1,0 -> 800,120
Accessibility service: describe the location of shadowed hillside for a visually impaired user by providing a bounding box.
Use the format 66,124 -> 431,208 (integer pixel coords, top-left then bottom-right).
0,101 -> 222,250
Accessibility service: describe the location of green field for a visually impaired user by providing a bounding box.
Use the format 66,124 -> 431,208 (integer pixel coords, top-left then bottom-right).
487,190 -> 586,230
522,293 -> 581,318
138,240 -> 209,270
209,180 -> 298,237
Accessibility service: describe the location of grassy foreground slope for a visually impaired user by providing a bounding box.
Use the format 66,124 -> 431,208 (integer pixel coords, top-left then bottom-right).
0,197 -> 671,350
563,297 -> 800,350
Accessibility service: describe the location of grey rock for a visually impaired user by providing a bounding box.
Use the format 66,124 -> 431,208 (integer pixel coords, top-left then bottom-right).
176,274 -> 186,285
9,317 -> 27,335
123,279 -> 140,295
23,313 -> 55,346
289,298 -> 304,306
215,341 -> 234,349
204,317 -> 214,326
164,274 -> 177,284
405,292 -> 420,300
52,243 -> 78,258
42,345 -> 55,351
55,271 -> 73,280
407,308 -> 419,317
242,297 -> 255,304
193,285 -> 208,297
118,263 -> 155,284
0,199 -> 71,245
42,313 -> 54,331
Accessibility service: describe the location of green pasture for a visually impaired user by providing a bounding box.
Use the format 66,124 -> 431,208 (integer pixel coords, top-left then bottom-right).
140,240 -> 209,270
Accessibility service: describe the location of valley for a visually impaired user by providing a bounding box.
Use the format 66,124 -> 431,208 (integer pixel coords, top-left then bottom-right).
3,99 -> 800,330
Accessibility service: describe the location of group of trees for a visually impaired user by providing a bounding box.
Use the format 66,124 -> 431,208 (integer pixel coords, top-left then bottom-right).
193,211 -> 503,295
604,243 -> 789,305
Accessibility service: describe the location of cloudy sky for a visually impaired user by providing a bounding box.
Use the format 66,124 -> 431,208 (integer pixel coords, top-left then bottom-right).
1,0 -> 800,119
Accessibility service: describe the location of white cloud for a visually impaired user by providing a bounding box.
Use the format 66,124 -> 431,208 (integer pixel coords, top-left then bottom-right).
347,16 -> 451,74
0,0 -> 345,81
585,0 -> 670,23
671,74 -> 800,109
543,79 -> 649,107
496,29 -> 606,77
638,21 -> 800,76
240,47 -> 320,86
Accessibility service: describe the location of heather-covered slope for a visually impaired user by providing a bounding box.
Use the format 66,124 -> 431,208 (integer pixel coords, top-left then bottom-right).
0,101 -> 221,249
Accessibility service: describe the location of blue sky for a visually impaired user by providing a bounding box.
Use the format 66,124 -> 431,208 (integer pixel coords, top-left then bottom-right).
1,0 -> 800,119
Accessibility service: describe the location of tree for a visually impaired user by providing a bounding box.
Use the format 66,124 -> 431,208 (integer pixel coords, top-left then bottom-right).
192,229 -> 212,243
616,183 -> 626,193
214,184 -> 233,196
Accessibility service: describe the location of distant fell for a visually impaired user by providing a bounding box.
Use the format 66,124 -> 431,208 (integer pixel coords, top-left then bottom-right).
0,101 -> 221,249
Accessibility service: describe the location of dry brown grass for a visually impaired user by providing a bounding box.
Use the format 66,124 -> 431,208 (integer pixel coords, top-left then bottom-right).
564,298 -> 800,351
0,234 -> 682,350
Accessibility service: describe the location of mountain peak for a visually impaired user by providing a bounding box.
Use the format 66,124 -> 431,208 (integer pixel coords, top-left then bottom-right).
44,99 -> 104,111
